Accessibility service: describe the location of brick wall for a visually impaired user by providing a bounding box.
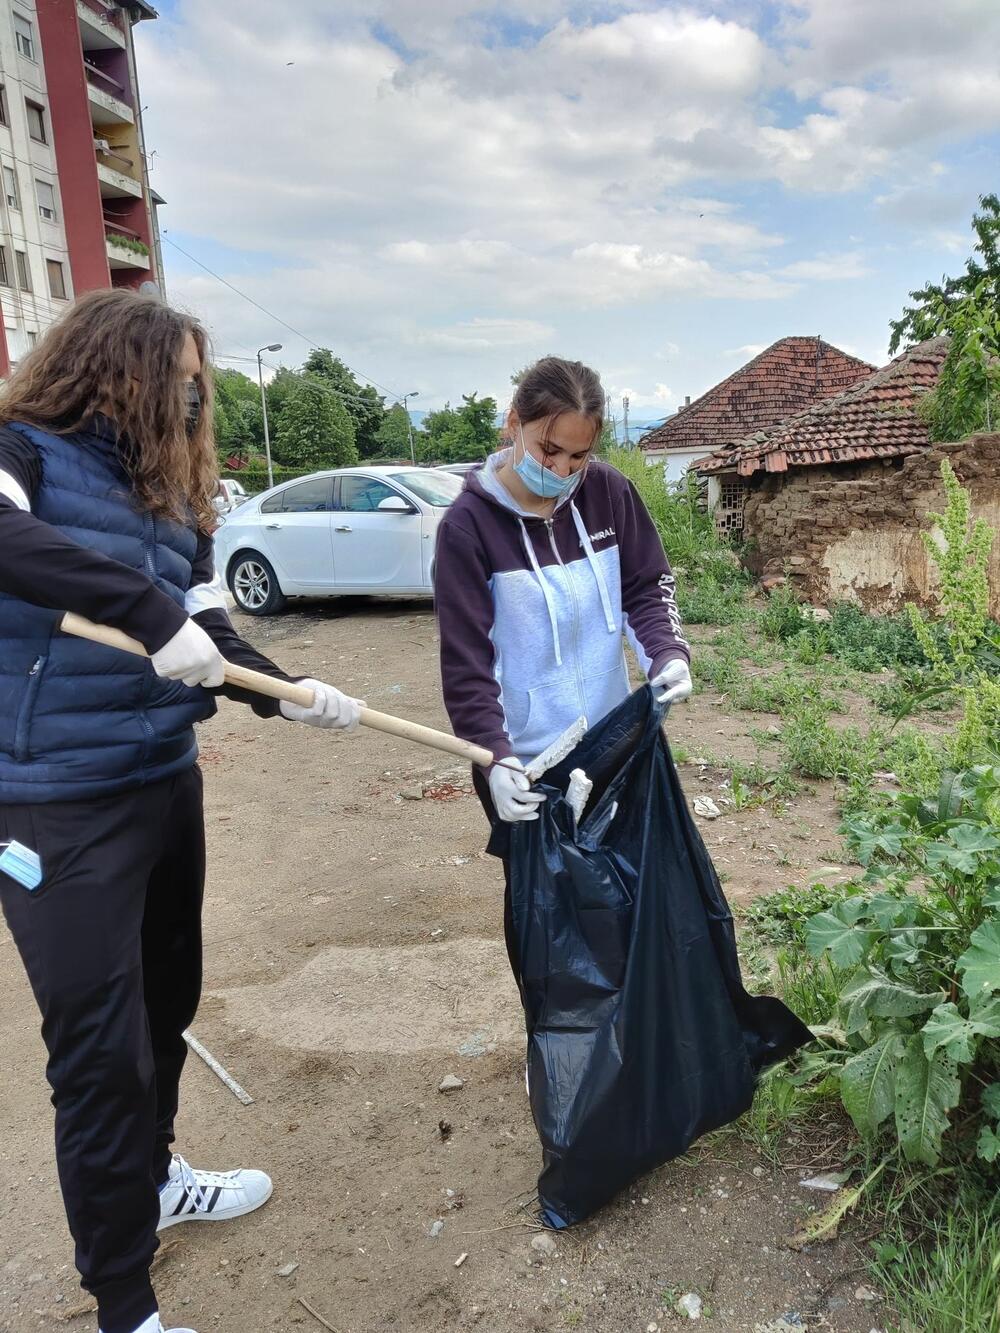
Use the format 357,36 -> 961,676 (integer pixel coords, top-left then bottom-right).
742,433 -> 1000,617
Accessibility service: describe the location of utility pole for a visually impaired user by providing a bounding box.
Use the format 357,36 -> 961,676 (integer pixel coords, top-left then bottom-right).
622,395 -> 630,447
402,391 -> 419,465
257,343 -> 283,489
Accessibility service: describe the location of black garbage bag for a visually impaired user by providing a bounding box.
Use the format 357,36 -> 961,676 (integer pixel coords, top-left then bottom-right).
501,686 -> 812,1229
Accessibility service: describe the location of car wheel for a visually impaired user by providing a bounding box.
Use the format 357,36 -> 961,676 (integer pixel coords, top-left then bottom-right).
228,551 -> 287,616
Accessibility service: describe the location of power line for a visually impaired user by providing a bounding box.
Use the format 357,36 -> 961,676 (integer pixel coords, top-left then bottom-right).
160,231 -> 408,402
215,353 -> 406,413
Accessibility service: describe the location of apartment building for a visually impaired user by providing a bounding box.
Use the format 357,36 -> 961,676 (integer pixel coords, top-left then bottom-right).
0,0 -> 161,374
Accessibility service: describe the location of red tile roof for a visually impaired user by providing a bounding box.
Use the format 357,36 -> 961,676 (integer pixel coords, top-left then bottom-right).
696,337 -> 948,476
640,337 -> 875,454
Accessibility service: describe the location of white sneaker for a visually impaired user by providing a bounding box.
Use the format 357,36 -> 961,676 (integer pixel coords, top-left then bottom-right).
157,1153 -> 273,1231
100,1317 -> 196,1333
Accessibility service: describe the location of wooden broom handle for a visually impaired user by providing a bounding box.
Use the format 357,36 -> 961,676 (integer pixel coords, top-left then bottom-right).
59,612 -> 494,768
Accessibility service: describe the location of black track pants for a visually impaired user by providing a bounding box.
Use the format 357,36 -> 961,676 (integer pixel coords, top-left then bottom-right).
0,767 -> 205,1333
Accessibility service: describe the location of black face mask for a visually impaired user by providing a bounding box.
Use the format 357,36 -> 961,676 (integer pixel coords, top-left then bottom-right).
184,381 -> 202,437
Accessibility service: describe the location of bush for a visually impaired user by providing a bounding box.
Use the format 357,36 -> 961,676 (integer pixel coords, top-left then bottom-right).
607,450 -> 751,625
803,764 -> 1000,1169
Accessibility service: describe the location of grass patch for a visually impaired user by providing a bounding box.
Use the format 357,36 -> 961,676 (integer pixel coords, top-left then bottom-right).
870,1186 -> 1000,1333
726,759 -> 802,811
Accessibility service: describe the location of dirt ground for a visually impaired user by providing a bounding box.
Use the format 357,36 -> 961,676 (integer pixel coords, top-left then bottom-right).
0,602 -> 891,1333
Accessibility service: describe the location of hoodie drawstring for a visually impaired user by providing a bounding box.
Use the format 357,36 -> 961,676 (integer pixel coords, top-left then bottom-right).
517,518 -> 563,667
570,503 -> 617,633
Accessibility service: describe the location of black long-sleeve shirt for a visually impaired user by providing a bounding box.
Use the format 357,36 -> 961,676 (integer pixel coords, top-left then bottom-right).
0,426 -> 291,717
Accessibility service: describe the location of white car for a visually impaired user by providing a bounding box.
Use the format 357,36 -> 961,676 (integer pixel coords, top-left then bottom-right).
213,466 -> 464,615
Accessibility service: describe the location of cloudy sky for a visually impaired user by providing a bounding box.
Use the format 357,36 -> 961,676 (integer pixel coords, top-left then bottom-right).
136,1 -> 999,423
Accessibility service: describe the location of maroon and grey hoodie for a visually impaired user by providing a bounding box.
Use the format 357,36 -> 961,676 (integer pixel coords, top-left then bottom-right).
434,451 -> 690,766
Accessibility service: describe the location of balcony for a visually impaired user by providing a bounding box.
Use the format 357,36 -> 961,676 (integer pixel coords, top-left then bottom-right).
87,79 -> 134,128
106,233 -> 150,271
97,160 -> 142,199
76,0 -> 126,52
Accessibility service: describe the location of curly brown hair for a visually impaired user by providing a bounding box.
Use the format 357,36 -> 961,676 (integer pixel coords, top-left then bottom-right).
0,288 -> 218,530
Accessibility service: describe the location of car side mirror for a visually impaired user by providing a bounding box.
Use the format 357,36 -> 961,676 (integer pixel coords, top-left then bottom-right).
378,496 -> 414,513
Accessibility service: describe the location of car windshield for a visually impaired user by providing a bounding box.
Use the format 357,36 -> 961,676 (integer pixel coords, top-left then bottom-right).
389,471 -> 464,507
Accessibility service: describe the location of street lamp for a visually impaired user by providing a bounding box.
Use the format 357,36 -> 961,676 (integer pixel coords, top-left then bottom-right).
257,343 -> 283,489
402,391 -> 419,465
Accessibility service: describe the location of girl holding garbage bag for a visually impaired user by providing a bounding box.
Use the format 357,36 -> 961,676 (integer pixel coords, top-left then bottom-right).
434,356 -> 692,961
0,290 -> 363,1333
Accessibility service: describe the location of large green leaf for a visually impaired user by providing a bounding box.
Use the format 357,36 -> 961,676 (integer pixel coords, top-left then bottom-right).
894,1036 -> 961,1166
845,820 -> 908,866
921,998 -> 1000,1065
950,824 -> 1000,855
957,919 -> 1000,1001
840,1032 -> 906,1136
868,895 -> 919,930
883,929 -> 927,977
981,1082 -> 1000,1120
840,967 -> 943,1036
806,900 -> 877,967
977,1125 -> 1000,1163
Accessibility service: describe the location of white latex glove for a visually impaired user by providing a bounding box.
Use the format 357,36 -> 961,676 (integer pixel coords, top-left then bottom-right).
651,659 -> 693,706
151,619 -> 226,689
280,679 -> 364,731
489,757 -> 546,823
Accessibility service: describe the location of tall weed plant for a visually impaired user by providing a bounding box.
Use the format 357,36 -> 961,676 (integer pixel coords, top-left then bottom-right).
607,449 -> 750,624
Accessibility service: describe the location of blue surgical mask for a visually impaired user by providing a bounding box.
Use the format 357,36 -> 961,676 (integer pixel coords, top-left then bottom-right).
513,427 -> 581,500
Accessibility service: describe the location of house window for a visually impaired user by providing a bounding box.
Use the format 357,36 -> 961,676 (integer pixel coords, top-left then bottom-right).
0,246 -> 9,286
25,101 -> 46,144
46,258 -> 66,300
713,476 -> 748,542
36,179 -> 56,221
13,14 -> 34,61
15,249 -> 31,292
27,330 -> 36,347
3,165 -> 19,210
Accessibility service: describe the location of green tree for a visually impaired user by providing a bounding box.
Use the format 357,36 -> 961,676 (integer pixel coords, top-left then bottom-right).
212,368 -> 263,461
918,282 -> 1000,442
264,367 -> 301,438
375,403 -> 414,458
302,349 -> 385,458
273,374 -> 358,469
889,193 -> 1000,354
419,394 -> 499,463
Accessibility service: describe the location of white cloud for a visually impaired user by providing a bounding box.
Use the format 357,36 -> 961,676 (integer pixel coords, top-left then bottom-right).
135,1 -> 998,405
722,343 -> 768,359
405,317 -> 556,352
777,251 -> 870,281
608,382 -> 674,410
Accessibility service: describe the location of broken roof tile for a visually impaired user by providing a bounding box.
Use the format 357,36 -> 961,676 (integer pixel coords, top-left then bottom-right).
695,337 -> 948,476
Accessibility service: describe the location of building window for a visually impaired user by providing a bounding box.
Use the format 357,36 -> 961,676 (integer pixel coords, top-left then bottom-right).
15,249 -> 31,292
0,87 -> 8,128
36,179 -> 56,221
3,165 -> 19,210
0,246 -> 9,287
13,14 -> 34,61
46,259 -> 66,300
25,101 -> 46,144
713,477 -> 748,542
27,330 -> 36,347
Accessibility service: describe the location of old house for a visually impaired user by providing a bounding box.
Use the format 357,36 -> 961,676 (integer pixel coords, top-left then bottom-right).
639,336 -> 875,492
695,337 -> 1000,619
